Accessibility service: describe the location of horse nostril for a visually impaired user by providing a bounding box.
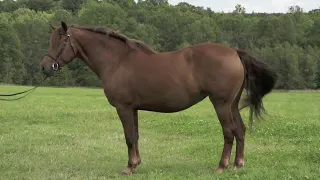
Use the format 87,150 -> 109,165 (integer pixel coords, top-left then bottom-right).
42,67 -> 45,72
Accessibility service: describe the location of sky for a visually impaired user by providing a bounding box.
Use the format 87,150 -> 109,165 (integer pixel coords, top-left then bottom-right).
168,0 -> 320,13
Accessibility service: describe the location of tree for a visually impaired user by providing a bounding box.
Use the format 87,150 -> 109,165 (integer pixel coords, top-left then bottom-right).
0,0 -> 19,12
77,0 -> 127,31
233,4 -> 246,14
306,19 -> 320,46
11,8 -> 52,85
288,5 -> 303,13
16,0 -> 57,12
138,0 -> 169,6
0,21 -> 24,84
1,1 -> 320,89
61,0 -> 86,13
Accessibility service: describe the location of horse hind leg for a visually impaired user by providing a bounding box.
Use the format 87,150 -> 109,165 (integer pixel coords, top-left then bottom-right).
209,79 -> 245,173
231,89 -> 247,169
210,97 -> 235,173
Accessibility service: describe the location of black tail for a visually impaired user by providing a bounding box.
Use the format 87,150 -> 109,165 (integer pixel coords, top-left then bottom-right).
237,50 -> 278,121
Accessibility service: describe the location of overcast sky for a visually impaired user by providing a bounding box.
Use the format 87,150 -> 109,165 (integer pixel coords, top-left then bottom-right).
168,0 -> 320,13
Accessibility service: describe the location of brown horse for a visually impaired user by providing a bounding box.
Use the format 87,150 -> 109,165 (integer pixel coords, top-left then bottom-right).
40,21 -> 277,175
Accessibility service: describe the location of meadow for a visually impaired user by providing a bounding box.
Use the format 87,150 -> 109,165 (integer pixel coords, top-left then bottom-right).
0,85 -> 319,180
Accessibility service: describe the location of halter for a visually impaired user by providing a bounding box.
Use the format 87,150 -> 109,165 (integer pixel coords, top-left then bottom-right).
45,33 -> 76,71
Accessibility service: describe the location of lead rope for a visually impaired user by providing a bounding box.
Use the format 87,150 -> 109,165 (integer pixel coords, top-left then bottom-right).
0,33 -> 74,101
0,72 -> 52,101
0,64 -> 85,101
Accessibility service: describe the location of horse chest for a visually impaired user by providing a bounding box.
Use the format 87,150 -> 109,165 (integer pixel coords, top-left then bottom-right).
103,86 -> 133,107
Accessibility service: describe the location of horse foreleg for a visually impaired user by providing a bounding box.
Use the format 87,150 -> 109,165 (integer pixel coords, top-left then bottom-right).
116,106 -> 141,176
133,110 -> 141,166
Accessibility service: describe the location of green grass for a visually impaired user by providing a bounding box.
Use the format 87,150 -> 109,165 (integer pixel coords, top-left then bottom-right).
0,85 -> 319,180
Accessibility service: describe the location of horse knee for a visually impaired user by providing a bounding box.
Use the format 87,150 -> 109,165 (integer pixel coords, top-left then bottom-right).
223,129 -> 234,143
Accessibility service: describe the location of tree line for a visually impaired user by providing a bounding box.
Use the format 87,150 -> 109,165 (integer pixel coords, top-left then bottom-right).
1,0 -> 320,89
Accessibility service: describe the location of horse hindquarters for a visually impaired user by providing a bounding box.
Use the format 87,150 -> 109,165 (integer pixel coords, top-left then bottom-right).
193,46 -> 246,173
208,80 -> 245,173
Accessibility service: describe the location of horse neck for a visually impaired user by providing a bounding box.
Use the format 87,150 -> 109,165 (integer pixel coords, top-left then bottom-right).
72,28 -> 131,78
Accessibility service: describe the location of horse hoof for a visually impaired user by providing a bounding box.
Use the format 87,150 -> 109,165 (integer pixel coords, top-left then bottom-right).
120,172 -> 131,176
216,167 -> 224,174
121,167 -> 133,176
233,165 -> 244,171
233,162 -> 244,171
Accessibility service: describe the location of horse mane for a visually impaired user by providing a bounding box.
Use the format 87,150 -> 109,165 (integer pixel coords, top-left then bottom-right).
70,25 -> 157,54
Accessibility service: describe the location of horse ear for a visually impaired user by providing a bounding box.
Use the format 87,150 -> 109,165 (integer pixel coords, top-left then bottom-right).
61,21 -> 68,32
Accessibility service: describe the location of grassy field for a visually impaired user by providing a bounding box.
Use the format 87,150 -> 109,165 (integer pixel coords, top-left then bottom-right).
0,85 -> 319,180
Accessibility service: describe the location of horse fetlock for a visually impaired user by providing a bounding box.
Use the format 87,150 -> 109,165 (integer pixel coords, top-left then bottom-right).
136,158 -> 141,165
219,158 -> 230,169
128,157 -> 141,168
234,159 -> 245,168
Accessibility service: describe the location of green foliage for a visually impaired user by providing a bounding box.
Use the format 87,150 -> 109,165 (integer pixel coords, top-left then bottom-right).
16,0 -> 57,12
10,8 -> 52,85
0,0 -> 20,12
0,1 -> 320,89
0,20 -> 24,84
60,0 -> 86,13
78,0 -> 127,31
50,9 -> 74,24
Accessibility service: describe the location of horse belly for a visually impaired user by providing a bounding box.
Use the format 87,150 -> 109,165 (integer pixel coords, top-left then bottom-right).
137,91 -> 207,113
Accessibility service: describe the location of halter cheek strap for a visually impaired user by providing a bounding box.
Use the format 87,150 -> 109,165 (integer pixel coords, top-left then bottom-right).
45,34 -> 75,71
